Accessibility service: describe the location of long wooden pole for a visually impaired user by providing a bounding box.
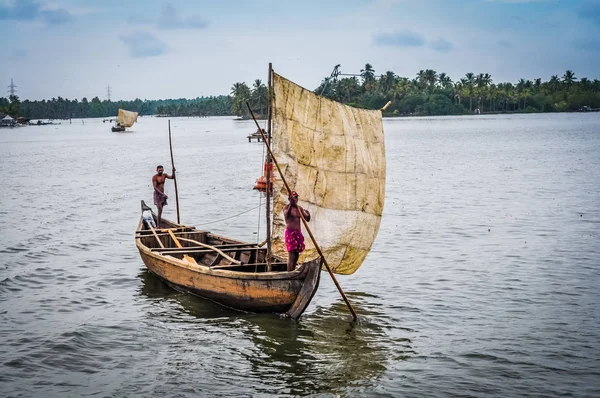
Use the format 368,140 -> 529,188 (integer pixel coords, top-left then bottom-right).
245,102 -> 358,321
168,120 -> 181,224
265,63 -> 273,271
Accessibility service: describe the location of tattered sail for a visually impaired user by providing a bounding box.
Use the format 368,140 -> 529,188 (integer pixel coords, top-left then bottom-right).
271,73 -> 386,275
117,109 -> 138,128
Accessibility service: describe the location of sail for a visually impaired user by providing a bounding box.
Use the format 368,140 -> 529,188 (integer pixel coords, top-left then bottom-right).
117,109 -> 138,128
271,73 -> 386,275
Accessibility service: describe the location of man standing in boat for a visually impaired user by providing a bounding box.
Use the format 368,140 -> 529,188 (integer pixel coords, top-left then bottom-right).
152,165 -> 175,228
283,191 -> 310,271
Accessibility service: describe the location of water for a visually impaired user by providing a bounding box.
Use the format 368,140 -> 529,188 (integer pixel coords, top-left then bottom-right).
1,114 -> 599,397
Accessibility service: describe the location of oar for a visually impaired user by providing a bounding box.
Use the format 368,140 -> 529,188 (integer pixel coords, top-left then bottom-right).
148,223 -> 165,249
246,102 -> 358,321
168,120 -> 181,224
176,237 -> 242,265
166,229 -> 198,265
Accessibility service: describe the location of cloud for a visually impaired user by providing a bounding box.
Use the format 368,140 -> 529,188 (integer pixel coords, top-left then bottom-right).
130,3 -> 208,30
119,31 -> 168,58
158,3 -> 208,29
374,30 -> 425,47
574,37 -> 600,52
484,0 -> 552,3
40,8 -> 71,24
0,0 -> 72,24
497,39 -> 513,48
578,1 -> 600,28
431,38 -> 453,52
13,49 -> 28,58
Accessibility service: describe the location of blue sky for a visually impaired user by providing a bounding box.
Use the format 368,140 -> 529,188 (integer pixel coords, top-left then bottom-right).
1,0 -> 599,100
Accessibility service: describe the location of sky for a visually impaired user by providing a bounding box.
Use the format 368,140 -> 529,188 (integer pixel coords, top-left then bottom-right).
1,0 -> 599,101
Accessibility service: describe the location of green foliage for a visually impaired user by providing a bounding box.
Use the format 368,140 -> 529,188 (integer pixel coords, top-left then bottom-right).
422,94 -> 456,115
0,95 -> 20,116
315,66 -> 600,116
10,96 -> 231,119
5,67 -> 599,119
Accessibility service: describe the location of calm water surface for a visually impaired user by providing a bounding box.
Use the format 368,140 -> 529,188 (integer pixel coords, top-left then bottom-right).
1,113 -> 599,397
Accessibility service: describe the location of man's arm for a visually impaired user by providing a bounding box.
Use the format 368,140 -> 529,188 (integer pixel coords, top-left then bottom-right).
283,204 -> 292,220
298,206 -> 311,222
166,169 -> 176,179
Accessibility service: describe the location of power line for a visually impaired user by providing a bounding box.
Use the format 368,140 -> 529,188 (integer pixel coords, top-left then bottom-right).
106,85 -> 111,101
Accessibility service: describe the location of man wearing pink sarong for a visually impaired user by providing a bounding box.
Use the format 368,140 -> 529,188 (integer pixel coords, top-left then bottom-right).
283,191 -> 311,271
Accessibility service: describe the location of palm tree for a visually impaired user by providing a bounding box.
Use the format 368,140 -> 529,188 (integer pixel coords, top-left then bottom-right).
562,70 -> 577,91
534,78 -> 542,93
360,64 -> 376,87
230,82 -> 251,117
548,75 -> 561,94
453,81 -> 463,105
488,83 -> 497,112
424,69 -> 438,90
379,71 -> 397,97
438,73 -> 453,89
393,77 -> 413,101
464,73 -> 475,112
337,77 -> 361,102
579,77 -> 591,91
251,79 -> 268,116
475,73 -> 492,112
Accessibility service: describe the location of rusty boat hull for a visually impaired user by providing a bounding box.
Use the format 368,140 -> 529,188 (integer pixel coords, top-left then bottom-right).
136,201 -> 320,318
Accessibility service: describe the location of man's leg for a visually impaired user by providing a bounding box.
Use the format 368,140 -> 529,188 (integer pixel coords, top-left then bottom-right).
157,205 -> 163,228
289,250 -> 299,271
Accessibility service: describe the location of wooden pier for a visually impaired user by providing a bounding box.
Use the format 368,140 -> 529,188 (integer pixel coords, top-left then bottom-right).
247,131 -> 263,142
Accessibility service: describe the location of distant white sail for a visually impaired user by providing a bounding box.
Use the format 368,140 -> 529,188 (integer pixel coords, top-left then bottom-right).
117,109 -> 138,128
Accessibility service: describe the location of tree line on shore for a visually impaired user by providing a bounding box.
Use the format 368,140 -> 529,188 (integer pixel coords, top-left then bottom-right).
314,65 -> 600,116
0,95 -> 231,120
2,65 -> 598,119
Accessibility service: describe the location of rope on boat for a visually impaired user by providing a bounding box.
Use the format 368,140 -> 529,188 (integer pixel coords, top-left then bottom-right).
193,204 -> 261,226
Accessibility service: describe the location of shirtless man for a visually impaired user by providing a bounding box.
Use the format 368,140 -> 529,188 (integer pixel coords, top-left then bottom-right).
283,191 -> 310,271
152,165 -> 175,228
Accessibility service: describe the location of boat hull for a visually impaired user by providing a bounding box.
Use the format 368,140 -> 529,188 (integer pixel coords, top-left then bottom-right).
135,201 -> 321,318
138,248 -> 321,314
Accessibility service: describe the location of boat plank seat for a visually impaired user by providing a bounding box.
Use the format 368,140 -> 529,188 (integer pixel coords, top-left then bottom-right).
211,262 -> 287,270
152,246 -> 265,254
136,230 -> 207,238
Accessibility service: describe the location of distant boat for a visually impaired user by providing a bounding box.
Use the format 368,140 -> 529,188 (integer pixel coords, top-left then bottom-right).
111,109 -> 138,132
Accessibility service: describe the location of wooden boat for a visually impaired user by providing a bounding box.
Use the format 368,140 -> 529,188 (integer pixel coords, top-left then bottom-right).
136,64 -> 386,319
136,201 -> 321,318
111,109 -> 138,132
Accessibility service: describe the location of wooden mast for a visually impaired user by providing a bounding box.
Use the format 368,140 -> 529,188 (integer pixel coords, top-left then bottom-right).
265,63 -> 273,271
168,120 -> 181,224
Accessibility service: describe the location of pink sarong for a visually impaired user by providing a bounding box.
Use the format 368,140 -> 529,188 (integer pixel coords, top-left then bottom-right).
285,228 -> 305,253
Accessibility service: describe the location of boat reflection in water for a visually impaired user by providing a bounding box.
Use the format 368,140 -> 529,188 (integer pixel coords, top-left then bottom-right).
138,270 -> 414,396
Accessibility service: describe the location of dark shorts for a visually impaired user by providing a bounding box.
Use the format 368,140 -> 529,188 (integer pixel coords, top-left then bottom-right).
154,190 -> 168,209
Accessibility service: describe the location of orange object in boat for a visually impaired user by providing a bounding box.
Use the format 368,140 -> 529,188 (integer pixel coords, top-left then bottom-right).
253,162 -> 274,191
